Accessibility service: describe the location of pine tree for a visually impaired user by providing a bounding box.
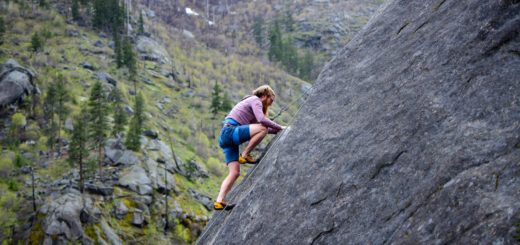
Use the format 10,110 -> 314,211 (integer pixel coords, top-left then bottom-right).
122,38 -> 136,76
72,0 -> 80,21
69,107 -> 89,193
283,9 -> 294,32
210,81 -> 222,118
92,0 -> 105,28
253,16 -> 264,47
221,92 -> 233,112
125,93 -> 145,151
87,81 -> 110,174
44,83 -> 58,154
54,74 -> 70,156
110,87 -> 127,136
281,36 -> 299,74
113,31 -> 123,68
31,32 -> 43,53
138,11 -> 145,34
0,17 -> 5,46
300,49 -> 315,81
93,0 -> 123,31
268,20 -> 282,62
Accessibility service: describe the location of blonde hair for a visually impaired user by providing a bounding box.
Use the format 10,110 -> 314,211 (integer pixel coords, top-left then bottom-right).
252,85 -> 275,116
252,85 -> 276,98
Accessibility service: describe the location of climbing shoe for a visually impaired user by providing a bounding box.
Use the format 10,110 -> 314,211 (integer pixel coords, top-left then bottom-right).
214,201 -> 236,211
238,154 -> 257,164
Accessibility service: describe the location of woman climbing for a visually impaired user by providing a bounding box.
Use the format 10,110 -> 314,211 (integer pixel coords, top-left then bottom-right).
214,85 -> 284,210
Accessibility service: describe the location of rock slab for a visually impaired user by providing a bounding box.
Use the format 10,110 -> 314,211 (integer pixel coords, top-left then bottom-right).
197,1 -> 520,244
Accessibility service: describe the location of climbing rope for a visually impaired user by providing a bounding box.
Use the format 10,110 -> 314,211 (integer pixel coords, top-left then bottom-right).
197,86 -> 313,243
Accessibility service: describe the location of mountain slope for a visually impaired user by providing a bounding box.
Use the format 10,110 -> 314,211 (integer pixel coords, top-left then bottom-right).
197,0 -> 520,244
0,1 -> 308,243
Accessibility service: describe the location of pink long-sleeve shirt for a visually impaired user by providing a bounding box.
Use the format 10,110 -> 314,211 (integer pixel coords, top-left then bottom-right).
226,95 -> 282,134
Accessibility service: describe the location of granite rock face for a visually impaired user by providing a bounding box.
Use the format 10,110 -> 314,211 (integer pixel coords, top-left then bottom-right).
197,1 -> 520,244
0,59 -> 38,107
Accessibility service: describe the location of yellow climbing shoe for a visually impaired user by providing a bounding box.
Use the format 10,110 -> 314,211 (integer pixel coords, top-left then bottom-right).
214,201 -> 236,211
238,154 -> 257,164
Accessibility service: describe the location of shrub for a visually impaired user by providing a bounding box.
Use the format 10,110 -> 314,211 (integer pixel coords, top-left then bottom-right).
206,157 -> 223,177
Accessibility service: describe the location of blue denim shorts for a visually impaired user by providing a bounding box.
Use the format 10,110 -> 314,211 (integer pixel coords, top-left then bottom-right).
219,118 -> 251,164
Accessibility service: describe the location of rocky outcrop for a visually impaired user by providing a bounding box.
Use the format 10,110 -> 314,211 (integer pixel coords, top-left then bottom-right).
136,36 -> 172,64
104,138 -> 140,166
198,1 -> 520,244
292,0 -> 384,55
118,164 -> 153,195
39,190 -> 85,242
0,59 -> 39,107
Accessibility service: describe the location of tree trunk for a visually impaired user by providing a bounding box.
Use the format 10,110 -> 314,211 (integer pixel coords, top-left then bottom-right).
79,154 -> 84,193
98,144 -> 103,179
31,166 -> 36,212
164,164 -> 169,234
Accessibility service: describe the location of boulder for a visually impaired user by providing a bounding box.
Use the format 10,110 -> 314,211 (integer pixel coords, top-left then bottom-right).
104,138 -> 139,166
188,188 -> 213,211
198,1 -> 520,244
118,165 -> 152,195
95,71 -> 117,87
124,105 -> 134,115
101,220 -> 122,245
84,183 -> 114,196
94,40 -> 104,47
66,29 -> 80,37
80,61 -> 95,71
64,118 -> 74,131
144,158 -> 175,193
178,159 -> 209,180
39,190 -> 84,241
136,36 -> 171,64
0,59 -> 38,106
131,209 -> 147,227
143,129 -> 158,139
182,30 -> 195,39
114,201 -> 128,220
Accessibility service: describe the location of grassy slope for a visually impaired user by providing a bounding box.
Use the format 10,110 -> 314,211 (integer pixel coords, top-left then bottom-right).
0,2 -> 308,243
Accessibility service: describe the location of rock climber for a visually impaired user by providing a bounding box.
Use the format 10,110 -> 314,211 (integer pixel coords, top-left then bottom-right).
214,85 -> 284,210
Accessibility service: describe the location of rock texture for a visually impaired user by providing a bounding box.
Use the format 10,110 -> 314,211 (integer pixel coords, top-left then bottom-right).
197,1 -> 520,244
0,59 -> 39,107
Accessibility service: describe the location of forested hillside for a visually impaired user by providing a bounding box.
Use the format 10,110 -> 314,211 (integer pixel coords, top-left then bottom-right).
0,0 -> 383,243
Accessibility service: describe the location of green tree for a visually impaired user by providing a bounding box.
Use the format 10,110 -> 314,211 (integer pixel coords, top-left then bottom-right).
210,81 -> 222,117
69,107 -> 89,193
54,74 -> 70,156
253,16 -> 264,47
300,49 -> 315,81
281,36 -> 299,74
122,38 -> 136,76
0,17 -> 5,46
87,81 -> 110,173
44,78 -> 58,154
283,9 -> 294,32
110,87 -> 127,136
9,113 -> 26,148
221,92 -> 233,112
125,93 -> 145,151
0,186 -> 20,240
39,0 -> 47,7
72,0 -> 80,21
113,31 -> 123,68
31,32 -> 43,53
268,20 -> 282,62
93,0 -> 123,31
138,11 -> 144,34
